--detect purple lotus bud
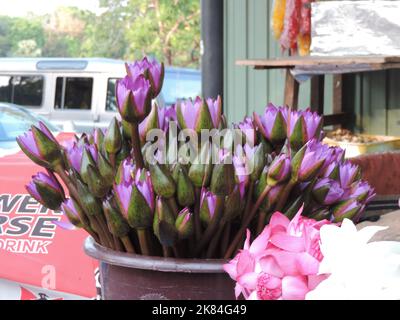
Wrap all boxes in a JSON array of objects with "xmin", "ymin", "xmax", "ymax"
[
  {"xmin": 206, "ymin": 95, "xmax": 222, "ymax": 128},
  {"xmin": 26, "ymin": 171, "xmax": 65, "ymax": 210},
  {"xmin": 287, "ymin": 109, "xmax": 323, "ymax": 151},
  {"xmin": 114, "ymin": 168, "xmax": 154, "ymax": 229},
  {"xmin": 235, "ymin": 117, "xmax": 257, "ymax": 146},
  {"xmin": 139, "ymin": 103, "xmax": 159, "ymax": 144},
  {"xmin": 17, "ymin": 122, "xmax": 62, "ymax": 169},
  {"xmin": 61, "ymin": 198, "xmax": 84, "ymax": 228},
  {"xmin": 200, "ymin": 188, "xmax": 217, "ymax": 226},
  {"xmin": 293, "ymin": 140, "xmax": 326, "ymax": 182},
  {"xmin": 134, "ymin": 168, "xmax": 155, "ymax": 211},
  {"xmin": 65, "ymin": 141, "xmax": 83, "ymax": 172},
  {"xmin": 116, "ymin": 74, "xmax": 152, "ymax": 123},
  {"xmin": 313, "ymin": 178, "xmax": 345, "ymax": 205},
  {"xmin": 339, "ymin": 161, "xmax": 361, "ymax": 188},
  {"xmin": 333, "ymin": 198, "xmax": 362, "ymax": 222},
  {"xmin": 175, "ymin": 208, "xmax": 193, "ymax": 240},
  {"xmin": 116, "ymin": 157, "xmax": 135, "ymax": 185},
  {"xmin": 176, "ymin": 96, "xmax": 214, "ymax": 133},
  {"xmin": 350, "ymin": 180, "xmax": 375, "ymax": 204},
  {"xmin": 267, "ymin": 153, "xmax": 291, "ymax": 186},
  {"xmin": 302, "ymin": 108, "xmax": 323, "ymax": 141},
  {"xmin": 126, "ymin": 57, "xmax": 165, "ymax": 97},
  {"xmin": 253, "ymin": 104, "xmax": 287, "ymax": 144}
]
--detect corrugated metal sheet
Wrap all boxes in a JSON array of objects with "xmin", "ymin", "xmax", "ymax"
[{"xmin": 223, "ymin": 0, "xmax": 400, "ymax": 136}]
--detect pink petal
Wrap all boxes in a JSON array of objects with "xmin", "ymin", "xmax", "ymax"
[
  {"xmin": 307, "ymin": 274, "xmax": 329, "ymax": 291},
  {"xmin": 237, "ymin": 272, "xmax": 258, "ymax": 290},
  {"xmin": 249, "ymin": 226, "xmax": 271, "ymax": 255},
  {"xmin": 259, "ymin": 255, "xmax": 284, "ymax": 278},
  {"xmin": 243, "ymin": 229, "xmax": 251, "ymax": 250},
  {"xmin": 234, "ymin": 283, "xmax": 243, "ymax": 299},
  {"xmin": 247, "ymin": 291, "xmax": 259, "ymax": 300},
  {"xmin": 223, "ymin": 261, "xmax": 238, "ymax": 280},
  {"xmin": 269, "ymin": 211, "xmax": 290, "ymax": 229},
  {"xmin": 236, "ymin": 250, "xmax": 255, "ymax": 276},
  {"xmin": 281, "ymin": 276, "xmax": 309, "ymax": 300},
  {"xmin": 269, "ymin": 251, "xmax": 320, "ymax": 276},
  {"xmin": 270, "ymin": 233, "xmax": 305, "ymax": 252}
]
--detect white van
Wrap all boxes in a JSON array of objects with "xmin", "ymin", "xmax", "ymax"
[{"xmin": 0, "ymin": 58, "xmax": 201, "ymax": 132}]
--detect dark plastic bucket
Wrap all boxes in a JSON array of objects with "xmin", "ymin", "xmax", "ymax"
[{"xmin": 84, "ymin": 237, "xmax": 236, "ymax": 300}]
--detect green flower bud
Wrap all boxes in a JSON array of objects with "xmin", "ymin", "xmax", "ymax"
[
  {"xmin": 76, "ymin": 180, "xmax": 102, "ymax": 216},
  {"xmin": 86, "ymin": 164, "xmax": 109, "ymax": 198},
  {"xmin": 149, "ymin": 163, "xmax": 176, "ymax": 198},
  {"xmin": 103, "ymin": 199, "xmax": 130, "ymax": 237},
  {"xmin": 175, "ymin": 208, "xmax": 193, "ymax": 240},
  {"xmin": 153, "ymin": 197, "xmax": 177, "ymax": 246},
  {"xmin": 104, "ymin": 117, "xmax": 122, "ymax": 154},
  {"xmin": 172, "ymin": 164, "xmax": 195, "ymax": 207},
  {"xmin": 97, "ymin": 152, "xmax": 114, "ymax": 187}
]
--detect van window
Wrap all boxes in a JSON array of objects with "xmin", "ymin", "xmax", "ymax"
[
  {"xmin": 0, "ymin": 75, "xmax": 43, "ymax": 107},
  {"xmin": 106, "ymin": 78, "xmax": 118, "ymax": 112},
  {"xmin": 54, "ymin": 77, "xmax": 93, "ymax": 110}
]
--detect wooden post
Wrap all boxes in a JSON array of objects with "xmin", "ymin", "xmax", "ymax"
[
  {"xmin": 310, "ymin": 75, "xmax": 325, "ymax": 115},
  {"xmin": 284, "ymin": 69, "xmax": 299, "ymax": 109},
  {"xmin": 332, "ymin": 74, "xmax": 343, "ymax": 129}
]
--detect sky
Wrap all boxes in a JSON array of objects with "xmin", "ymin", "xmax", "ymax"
[{"xmin": 0, "ymin": 0, "xmax": 104, "ymax": 17}]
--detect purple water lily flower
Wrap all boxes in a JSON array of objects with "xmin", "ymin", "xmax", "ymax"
[
  {"xmin": 332, "ymin": 198, "xmax": 362, "ymax": 222},
  {"xmin": 302, "ymin": 109, "xmax": 323, "ymax": 141},
  {"xmin": 350, "ymin": 180, "xmax": 375, "ymax": 204},
  {"xmin": 175, "ymin": 207, "xmax": 193, "ymax": 239},
  {"xmin": 134, "ymin": 168, "xmax": 155, "ymax": 211},
  {"xmin": 16, "ymin": 122, "xmax": 60, "ymax": 167},
  {"xmin": 206, "ymin": 95, "xmax": 222, "ymax": 128},
  {"xmin": 235, "ymin": 117, "xmax": 257, "ymax": 146},
  {"xmin": 116, "ymin": 74, "xmax": 152, "ymax": 122},
  {"xmin": 267, "ymin": 153, "xmax": 291, "ymax": 185},
  {"xmin": 339, "ymin": 161, "xmax": 360, "ymax": 188},
  {"xmin": 26, "ymin": 171, "xmax": 65, "ymax": 210},
  {"xmin": 200, "ymin": 188, "xmax": 217, "ymax": 225},
  {"xmin": 59, "ymin": 198, "xmax": 83, "ymax": 230},
  {"xmin": 313, "ymin": 178, "xmax": 345, "ymax": 205},
  {"xmin": 253, "ymin": 104, "xmax": 287, "ymax": 143},
  {"xmin": 116, "ymin": 157, "xmax": 135, "ymax": 184},
  {"xmin": 177, "ymin": 96, "xmax": 202, "ymax": 130},
  {"xmin": 126, "ymin": 57, "xmax": 164, "ymax": 97},
  {"xmin": 65, "ymin": 142, "xmax": 97, "ymax": 173},
  {"xmin": 114, "ymin": 167, "xmax": 154, "ymax": 218},
  {"xmin": 296, "ymin": 140, "xmax": 326, "ymax": 182}
]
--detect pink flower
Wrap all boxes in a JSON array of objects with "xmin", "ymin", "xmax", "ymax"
[{"xmin": 223, "ymin": 207, "xmax": 331, "ymax": 300}]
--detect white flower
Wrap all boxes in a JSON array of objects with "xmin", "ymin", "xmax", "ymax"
[{"xmin": 306, "ymin": 219, "xmax": 400, "ymax": 300}]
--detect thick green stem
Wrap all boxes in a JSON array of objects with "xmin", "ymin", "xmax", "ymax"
[
  {"xmin": 167, "ymin": 197, "xmax": 179, "ymax": 218},
  {"xmin": 194, "ymin": 195, "xmax": 224, "ymax": 256},
  {"xmin": 256, "ymin": 209, "xmax": 267, "ymax": 236},
  {"xmin": 121, "ymin": 235, "xmax": 136, "ymax": 254},
  {"xmin": 113, "ymin": 235, "xmax": 124, "ymax": 252},
  {"xmin": 206, "ymin": 220, "xmax": 225, "ymax": 258},
  {"xmin": 194, "ymin": 187, "xmax": 202, "ymax": 242},
  {"xmin": 137, "ymin": 229, "xmax": 151, "ymax": 256},
  {"xmin": 220, "ymin": 222, "xmax": 231, "ymax": 256},
  {"xmin": 55, "ymin": 166, "xmax": 100, "ymax": 243},
  {"xmin": 241, "ymin": 181, "xmax": 254, "ymax": 225},
  {"xmin": 275, "ymin": 179, "xmax": 296, "ymax": 212},
  {"xmin": 224, "ymin": 185, "xmax": 272, "ymax": 259},
  {"xmin": 131, "ymin": 122, "xmax": 144, "ymax": 169}
]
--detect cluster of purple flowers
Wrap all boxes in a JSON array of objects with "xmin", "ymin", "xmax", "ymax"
[{"xmin": 17, "ymin": 57, "xmax": 375, "ymax": 259}]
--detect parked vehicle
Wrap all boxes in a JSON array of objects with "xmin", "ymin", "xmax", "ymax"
[
  {"xmin": 0, "ymin": 58, "xmax": 201, "ymax": 133},
  {"xmin": 0, "ymin": 103, "xmax": 97, "ymax": 299}
]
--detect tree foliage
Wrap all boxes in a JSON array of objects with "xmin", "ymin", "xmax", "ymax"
[{"xmin": 0, "ymin": 0, "xmax": 200, "ymax": 68}]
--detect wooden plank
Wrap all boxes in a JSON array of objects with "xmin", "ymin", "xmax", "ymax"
[
  {"xmin": 310, "ymin": 75, "xmax": 325, "ymax": 114},
  {"xmin": 236, "ymin": 55, "xmax": 400, "ymax": 68},
  {"xmin": 284, "ymin": 70, "xmax": 299, "ymax": 109},
  {"xmin": 323, "ymin": 113, "xmax": 351, "ymax": 126}
]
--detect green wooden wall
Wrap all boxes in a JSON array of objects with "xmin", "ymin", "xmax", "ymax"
[{"xmin": 223, "ymin": 0, "xmax": 400, "ymax": 136}]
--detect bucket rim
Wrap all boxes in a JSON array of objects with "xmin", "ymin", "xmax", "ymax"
[{"xmin": 84, "ymin": 236, "xmax": 231, "ymax": 273}]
